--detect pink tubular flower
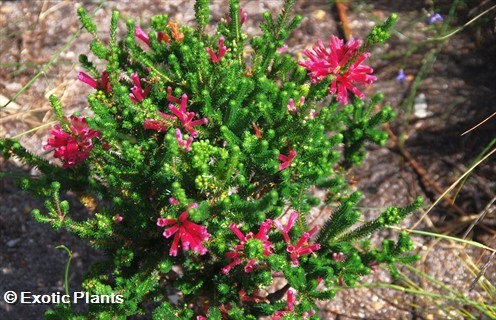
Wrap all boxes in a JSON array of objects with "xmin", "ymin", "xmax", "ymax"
[
  {"xmin": 274, "ymin": 211, "xmax": 298, "ymax": 243},
  {"xmin": 307, "ymin": 108, "xmax": 319, "ymax": 119},
  {"xmin": 251, "ymin": 122, "xmax": 262, "ymax": 139},
  {"xmin": 272, "ymin": 290, "xmax": 296, "ymax": 320},
  {"xmin": 277, "ymin": 44, "xmax": 289, "ymax": 54},
  {"xmin": 298, "ymin": 35, "xmax": 377, "ymax": 105},
  {"xmin": 157, "ymin": 202, "xmax": 210, "ymax": 256},
  {"xmin": 332, "ymin": 252, "xmax": 344, "ymax": 262},
  {"xmin": 135, "ymin": 26, "xmax": 150, "ymax": 46},
  {"xmin": 240, "ymin": 7, "xmax": 248, "ymax": 25},
  {"xmin": 221, "ymin": 7, "xmax": 247, "ymax": 25},
  {"xmin": 144, "ymin": 111, "xmax": 173, "ymax": 132},
  {"xmin": 175, "ymin": 129, "xmax": 194, "ymax": 152},
  {"xmin": 43, "ymin": 116, "xmax": 102, "ymax": 168},
  {"xmin": 275, "ymin": 211, "xmax": 321, "ymax": 266},
  {"xmin": 286, "ymin": 96, "xmax": 305, "ymax": 114},
  {"xmin": 286, "ymin": 227, "xmax": 320, "ymax": 265},
  {"xmin": 286, "ymin": 98, "xmax": 297, "ymax": 114},
  {"xmin": 303, "ymin": 310, "xmax": 316, "ymax": 319},
  {"xmin": 167, "ymin": 86, "xmax": 181, "ymax": 104},
  {"xmin": 129, "ymin": 73, "xmax": 151, "ymax": 103},
  {"xmin": 78, "ymin": 71, "xmax": 111, "ymax": 93},
  {"xmin": 278, "ymin": 147, "xmax": 297, "ymax": 171},
  {"xmin": 206, "ymin": 37, "xmax": 227, "ymax": 63},
  {"xmin": 222, "ymin": 219, "xmax": 273, "ymax": 275},
  {"xmin": 368, "ymin": 261, "xmax": 379, "ymax": 273},
  {"xmin": 239, "ymin": 289, "xmax": 267, "ymax": 303},
  {"xmin": 169, "ymin": 94, "xmax": 208, "ymax": 138}
]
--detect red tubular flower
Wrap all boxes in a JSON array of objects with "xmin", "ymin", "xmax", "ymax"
[
  {"xmin": 206, "ymin": 37, "xmax": 227, "ymax": 63},
  {"xmin": 278, "ymin": 147, "xmax": 297, "ymax": 171},
  {"xmin": 157, "ymin": 31, "xmax": 170, "ymax": 43},
  {"xmin": 166, "ymin": 86, "xmax": 181, "ymax": 104},
  {"xmin": 135, "ymin": 26, "xmax": 150, "ymax": 46},
  {"xmin": 286, "ymin": 226, "xmax": 320, "ymax": 266},
  {"xmin": 251, "ymin": 122, "xmax": 262, "ymax": 139},
  {"xmin": 298, "ymin": 35, "xmax": 376, "ymax": 105},
  {"xmin": 129, "ymin": 73, "xmax": 151, "ymax": 103},
  {"xmin": 274, "ymin": 211, "xmax": 298, "ymax": 242},
  {"xmin": 143, "ymin": 111, "xmax": 173, "ymax": 132},
  {"xmin": 239, "ymin": 289, "xmax": 268, "ymax": 303},
  {"xmin": 239, "ymin": 7, "xmax": 248, "ymax": 25},
  {"xmin": 78, "ymin": 71, "xmax": 111, "ymax": 93},
  {"xmin": 169, "ymin": 94, "xmax": 208, "ymax": 138},
  {"xmin": 277, "ymin": 44, "xmax": 288, "ymax": 54},
  {"xmin": 275, "ymin": 211, "xmax": 321, "ymax": 266},
  {"xmin": 222, "ymin": 219, "xmax": 273, "ymax": 274},
  {"xmin": 221, "ymin": 7, "xmax": 247, "ymax": 25},
  {"xmin": 43, "ymin": 116, "xmax": 102, "ymax": 168},
  {"xmin": 272, "ymin": 290, "xmax": 296, "ymax": 320},
  {"xmin": 157, "ymin": 202, "xmax": 210, "ymax": 256}
]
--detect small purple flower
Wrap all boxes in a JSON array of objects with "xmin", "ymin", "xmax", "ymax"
[
  {"xmin": 396, "ymin": 69, "xmax": 407, "ymax": 83},
  {"xmin": 426, "ymin": 13, "xmax": 443, "ymax": 24}
]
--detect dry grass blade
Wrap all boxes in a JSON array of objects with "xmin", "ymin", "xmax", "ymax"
[
  {"xmin": 411, "ymin": 146, "xmax": 496, "ymax": 230},
  {"xmin": 462, "ymin": 195, "xmax": 496, "ymax": 239},
  {"xmin": 461, "ymin": 111, "xmax": 496, "ymax": 136}
]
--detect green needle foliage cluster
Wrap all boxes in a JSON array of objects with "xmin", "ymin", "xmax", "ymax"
[{"xmin": 0, "ymin": 1, "xmax": 422, "ymax": 319}]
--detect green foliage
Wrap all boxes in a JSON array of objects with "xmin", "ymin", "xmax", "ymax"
[
  {"xmin": 367, "ymin": 13, "xmax": 398, "ymax": 45},
  {"xmin": 341, "ymin": 93, "xmax": 395, "ymax": 168},
  {"xmin": 0, "ymin": 2, "xmax": 420, "ymax": 319}
]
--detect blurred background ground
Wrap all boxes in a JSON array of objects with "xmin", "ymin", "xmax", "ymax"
[{"xmin": 1, "ymin": 0, "xmax": 495, "ymax": 319}]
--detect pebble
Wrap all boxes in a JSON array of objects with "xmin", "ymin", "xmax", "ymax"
[
  {"xmin": 6, "ymin": 238, "xmax": 21, "ymax": 247},
  {"xmin": 5, "ymin": 82, "xmax": 22, "ymax": 92},
  {"xmin": 313, "ymin": 9, "xmax": 326, "ymax": 21}
]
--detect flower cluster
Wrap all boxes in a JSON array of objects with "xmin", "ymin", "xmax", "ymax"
[
  {"xmin": 222, "ymin": 219, "xmax": 273, "ymax": 274},
  {"xmin": 144, "ymin": 91, "xmax": 208, "ymax": 152},
  {"xmin": 157, "ymin": 198, "xmax": 210, "ymax": 256},
  {"xmin": 43, "ymin": 116, "xmax": 102, "ymax": 168},
  {"xmin": 275, "ymin": 211, "xmax": 321, "ymax": 265},
  {"xmin": 129, "ymin": 73, "xmax": 151, "ymax": 103},
  {"xmin": 168, "ymin": 93, "xmax": 209, "ymax": 138},
  {"xmin": 299, "ymin": 35, "xmax": 376, "ymax": 105},
  {"xmin": 206, "ymin": 37, "xmax": 228, "ymax": 63}
]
